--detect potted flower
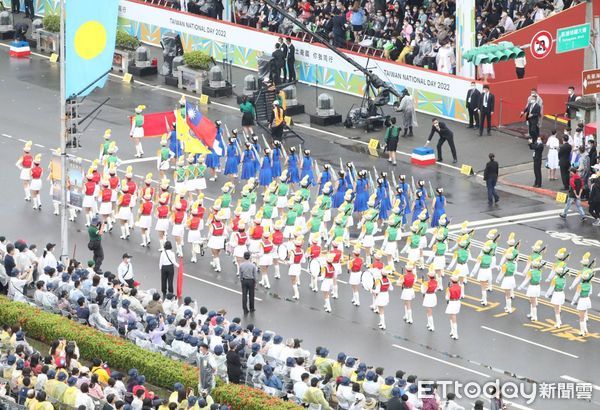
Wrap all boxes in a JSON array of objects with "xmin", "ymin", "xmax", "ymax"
[
  {"xmin": 36, "ymin": 14, "xmax": 60, "ymax": 53},
  {"xmin": 177, "ymin": 50, "xmax": 212, "ymax": 93},
  {"xmin": 113, "ymin": 30, "xmax": 140, "ymax": 73}
]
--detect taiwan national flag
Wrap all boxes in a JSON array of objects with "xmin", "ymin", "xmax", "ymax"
[{"xmin": 186, "ymin": 102, "xmax": 217, "ymax": 149}]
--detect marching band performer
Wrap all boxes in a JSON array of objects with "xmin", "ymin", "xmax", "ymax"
[
  {"xmin": 448, "ymin": 234, "xmax": 471, "ymax": 297},
  {"xmin": 154, "ymin": 193, "xmax": 171, "ymax": 251},
  {"xmin": 259, "ymin": 148, "xmax": 273, "ymax": 187},
  {"xmin": 219, "ymin": 182, "xmax": 234, "ymax": 221},
  {"xmin": 241, "ymin": 142, "xmax": 257, "ymax": 181},
  {"xmin": 410, "ymin": 190, "xmax": 426, "ymax": 224},
  {"xmin": 205, "ymin": 121, "xmax": 223, "ymax": 181},
  {"xmin": 108, "ymin": 166, "xmax": 120, "ymax": 219},
  {"xmin": 374, "ymin": 178, "xmax": 391, "ymax": 222},
  {"xmin": 497, "ymin": 232, "xmax": 518, "ymax": 267},
  {"xmin": 124, "ymin": 166, "xmax": 138, "ymax": 229},
  {"xmin": 47, "ymin": 148, "xmax": 61, "ymax": 215},
  {"xmin": 251, "ymin": 135, "xmax": 261, "ymax": 176},
  {"xmin": 354, "ymin": 170, "xmax": 369, "ymax": 214},
  {"xmin": 358, "ymin": 207, "xmax": 378, "ymax": 265},
  {"xmin": 16, "ymin": 141, "xmax": 34, "ymax": 201},
  {"xmin": 258, "ymin": 230, "xmax": 274, "ymax": 290},
  {"xmin": 103, "ymin": 142, "xmax": 120, "ymax": 172},
  {"xmin": 417, "ymin": 210, "xmax": 429, "ymax": 268},
  {"xmin": 318, "ymin": 164, "xmax": 333, "ymax": 195},
  {"xmin": 187, "ymin": 198, "xmax": 205, "ymax": 263},
  {"xmin": 232, "ymin": 221, "xmax": 249, "ymax": 276},
  {"xmin": 416, "ymin": 179, "xmax": 429, "ymax": 200},
  {"xmin": 518, "ymin": 257, "xmax": 545, "ymax": 321},
  {"xmin": 445, "ymin": 274, "xmax": 462, "ymax": 340},
  {"xmin": 248, "ymin": 214, "xmax": 264, "ymax": 258},
  {"xmin": 116, "ymin": 182, "xmax": 133, "ymax": 240},
  {"xmin": 272, "ymin": 140, "xmax": 283, "ymax": 178},
  {"xmin": 332, "ymin": 170, "xmax": 348, "ymax": 209},
  {"xmin": 347, "ymin": 246, "xmax": 363, "ymax": 306},
  {"xmin": 98, "ymin": 177, "xmax": 114, "ymax": 231},
  {"xmin": 272, "ymin": 220, "xmax": 284, "ymax": 279},
  {"xmin": 382, "ymin": 214, "xmax": 401, "ymax": 266},
  {"xmin": 570, "ymin": 252, "xmax": 594, "ymax": 306},
  {"xmin": 339, "ymin": 189, "xmax": 355, "ymax": 235},
  {"xmin": 374, "ymin": 266, "xmax": 393, "ymax": 330},
  {"xmin": 90, "ymin": 160, "xmax": 101, "ymax": 184},
  {"xmin": 82, "ymin": 172, "xmax": 99, "ymax": 227},
  {"xmin": 430, "ymin": 188, "xmax": 446, "ymax": 227},
  {"xmin": 298, "ymin": 176, "xmax": 312, "ymax": 215},
  {"xmin": 496, "ymin": 246, "xmax": 518, "ymax": 313},
  {"xmin": 263, "ymin": 183, "xmax": 278, "ymax": 225},
  {"xmin": 207, "ymin": 210, "xmax": 227, "ymax": 272},
  {"xmin": 330, "ymin": 238, "xmax": 343, "ymax": 299},
  {"xmin": 428, "ymin": 214, "xmax": 449, "ymax": 248},
  {"xmin": 275, "ymin": 171, "xmax": 290, "ymax": 213},
  {"xmin": 224, "ymin": 134, "xmax": 241, "ymax": 180},
  {"xmin": 321, "ymin": 252, "xmax": 336, "ymax": 313},
  {"xmin": 98, "ymin": 129, "xmax": 112, "ymax": 165},
  {"xmin": 174, "ymin": 157, "xmax": 186, "ymax": 194},
  {"xmin": 307, "ymin": 233, "xmax": 323, "ymax": 292},
  {"xmin": 401, "ymin": 221, "xmax": 422, "ymax": 268},
  {"xmin": 194, "ymin": 155, "xmax": 207, "ymax": 193},
  {"xmin": 306, "ymin": 206, "xmax": 326, "ymax": 239},
  {"xmin": 185, "ymin": 154, "xmax": 198, "ymax": 197},
  {"xmin": 522, "ymin": 240, "xmax": 546, "ymax": 276},
  {"xmin": 422, "ymin": 268, "xmax": 438, "ymax": 331},
  {"xmin": 288, "ymin": 235, "xmax": 305, "ymax": 300},
  {"xmin": 327, "ymin": 215, "xmax": 346, "ymax": 248},
  {"xmin": 472, "ymin": 241, "xmax": 494, "ymax": 306},
  {"xmin": 157, "ymin": 134, "xmax": 173, "ymax": 180},
  {"xmin": 130, "ymin": 105, "xmax": 146, "ymax": 158},
  {"xmin": 171, "ymin": 199, "xmax": 187, "ymax": 257},
  {"xmin": 576, "ymin": 261, "xmax": 594, "ymax": 336},
  {"xmin": 283, "ymin": 199, "xmax": 297, "ymax": 242},
  {"xmin": 300, "ymin": 149, "xmax": 315, "ymax": 186},
  {"xmin": 137, "ymin": 191, "xmax": 154, "ymax": 247},
  {"xmin": 29, "ymin": 154, "xmax": 43, "ymax": 210},
  {"xmin": 428, "ymin": 228, "xmax": 448, "ymax": 290},
  {"xmin": 546, "ymin": 248, "xmax": 570, "ymax": 283},
  {"xmin": 291, "ymin": 192, "xmax": 306, "ymax": 229},
  {"xmin": 141, "ymin": 173, "xmax": 155, "ymax": 202},
  {"xmin": 400, "ymin": 262, "xmax": 416, "ymax": 324},
  {"xmin": 398, "ymin": 174, "xmax": 412, "ymax": 224},
  {"xmin": 287, "ymin": 147, "xmax": 300, "ymax": 186},
  {"xmin": 545, "ymin": 263, "xmax": 569, "ymax": 328}
]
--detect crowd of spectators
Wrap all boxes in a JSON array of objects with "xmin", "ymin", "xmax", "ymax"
[
  {"xmin": 0, "ymin": 235, "xmax": 486, "ymax": 409},
  {"xmin": 227, "ymin": 0, "xmax": 582, "ymax": 73}
]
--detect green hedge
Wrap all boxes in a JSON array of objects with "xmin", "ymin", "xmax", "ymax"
[
  {"xmin": 183, "ymin": 50, "xmax": 212, "ymax": 70},
  {"xmin": 115, "ymin": 30, "xmax": 141, "ymax": 51},
  {"xmin": 43, "ymin": 15, "xmax": 60, "ymax": 33},
  {"xmin": 0, "ymin": 297, "xmax": 302, "ymax": 409}
]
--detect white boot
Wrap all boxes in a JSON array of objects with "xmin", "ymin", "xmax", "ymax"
[
  {"xmin": 579, "ymin": 321, "xmax": 587, "ymax": 336},
  {"xmin": 554, "ymin": 313, "xmax": 562, "ymax": 328},
  {"xmin": 274, "ymin": 265, "xmax": 281, "ymax": 279},
  {"xmin": 53, "ymin": 202, "xmax": 60, "ymax": 215},
  {"xmin": 293, "ymin": 284, "xmax": 299, "ymax": 300},
  {"xmin": 407, "ymin": 309, "xmax": 413, "ymax": 324},
  {"xmin": 125, "ymin": 223, "xmax": 130, "ymax": 238},
  {"xmin": 145, "ymin": 232, "xmax": 151, "ymax": 246},
  {"xmin": 159, "ymin": 239, "xmax": 166, "ymax": 252},
  {"xmin": 263, "ymin": 276, "xmax": 270, "ymax": 289},
  {"xmin": 481, "ymin": 289, "xmax": 488, "ymax": 306},
  {"xmin": 176, "ymin": 243, "xmax": 183, "ymax": 257},
  {"xmin": 69, "ymin": 207, "xmax": 77, "ymax": 221},
  {"xmin": 191, "ymin": 251, "xmax": 197, "ymax": 263},
  {"xmin": 120, "ymin": 226, "xmax": 127, "ymax": 239},
  {"xmin": 324, "ymin": 298, "xmax": 332, "ymax": 313},
  {"xmin": 427, "ymin": 316, "xmax": 435, "ymax": 331},
  {"xmin": 24, "ymin": 188, "xmax": 30, "ymax": 201},
  {"xmin": 332, "ymin": 285, "xmax": 338, "ymax": 299},
  {"xmin": 215, "ymin": 257, "xmax": 221, "ymax": 272},
  {"xmin": 452, "ymin": 323, "xmax": 459, "ymax": 339},
  {"xmin": 505, "ymin": 298, "xmax": 512, "ymax": 313},
  {"xmin": 460, "ymin": 282, "xmax": 465, "ymax": 299},
  {"xmin": 85, "ymin": 212, "xmax": 92, "ymax": 226},
  {"xmin": 353, "ymin": 291, "xmax": 360, "ymax": 306},
  {"xmin": 378, "ymin": 314, "xmax": 386, "ymax": 330}
]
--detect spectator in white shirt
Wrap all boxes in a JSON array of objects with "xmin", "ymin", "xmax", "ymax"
[
  {"xmin": 75, "ymin": 383, "xmax": 96, "ymax": 410},
  {"xmin": 117, "ymin": 253, "xmax": 134, "ymax": 287},
  {"xmin": 40, "ymin": 243, "xmax": 58, "ymax": 270},
  {"xmin": 442, "ymin": 392, "xmax": 466, "ymax": 409},
  {"xmin": 289, "ymin": 357, "xmax": 307, "ymax": 382},
  {"xmin": 293, "ymin": 373, "xmax": 310, "ymax": 400}
]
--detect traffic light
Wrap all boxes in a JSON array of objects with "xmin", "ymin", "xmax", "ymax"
[{"xmin": 462, "ymin": 41, "xmax": 525, "ymax": 65}]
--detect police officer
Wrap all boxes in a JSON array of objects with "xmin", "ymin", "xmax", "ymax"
[{"xmin": 239, "ymin": 251, "xmax": 258, "ymax": 314}]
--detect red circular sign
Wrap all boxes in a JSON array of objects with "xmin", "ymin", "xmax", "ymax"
[{"xmin": 530, "ymin": 30, "xmax": 553, "ymax": 59}]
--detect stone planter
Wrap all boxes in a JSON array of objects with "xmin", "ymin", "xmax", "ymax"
[
  {"xmin": 176, "ymin": 65, "xmax": 208, "ymax": 93},
  {"xmin": 112, "ymin": 48, "xmax": 134, "ymax": 73},
  {"xmin": 35, "ymin": 29, "xmax": 58, "ymax": 53}
]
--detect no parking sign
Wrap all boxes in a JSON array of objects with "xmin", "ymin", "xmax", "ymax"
[{"xmin": 530, "ymin": 30, "xmax": 553, "ymax": 59}]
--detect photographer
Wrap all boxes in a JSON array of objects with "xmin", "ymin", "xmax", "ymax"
[{"xmin": 87, "ymin": 218, "xmax": 104, "ymax": 274}]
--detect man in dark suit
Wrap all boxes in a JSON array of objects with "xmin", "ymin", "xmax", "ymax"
[
  {"xmin": 565, "ymin": 86, "xmax": 577, "ymax": 129},
  {"xmin": 426, "ymin": 118, "xmax": 457, "ymax": 163},
  {"xmin": 478, "ymin": 85, "xmax": 495, "ymax": 136},
  {"xmin": 558, "ymin": 134, "xmax": 572, "ymax": 190},
  {"xmin": 528, "ymin": 136, "xmax": 545, "ymax": 187},
  {"xmin": 278, "ymin": 37, "xmax": 288, "ymax": 83},
  {"xmin": 465, "ymin": 82, "xmax": 480, "ymax": 129},
  {"xmin": 11, "ymin": 0, "xmax": 20, "ymax": 13},
  {"xmin": 271, "ymin": 42, "xmax": 285, "ymax": 85},
  {"xmin": 285, "ymin": 37, "xmax": 296, "ymax": 82},
  {"xmin": 521, "ymin": 97, "xmax": 541, "ymax": 138},
  {"xmin": 483, "ymin": 153, "xmax": 500, "ymax": 205}
]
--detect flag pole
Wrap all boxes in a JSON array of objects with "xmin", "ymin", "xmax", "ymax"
[{"xmin": 59, "ymin": 0, "xmax": 69, "ymax": 264}]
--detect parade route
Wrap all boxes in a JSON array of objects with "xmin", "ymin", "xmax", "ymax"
[{"xmin": 1, "ymin": 45, "xmax": 598, "ymax": 409}]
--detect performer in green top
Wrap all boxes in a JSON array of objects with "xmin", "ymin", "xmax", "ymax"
[
  {"xmin": 545, "ymin": 263, "xmax": 569, "ymax": 328},
  {"xmin": 239, "ymin": 96, "xmax": 256, "ymax": 137},
  {"xmin": 98, "ymin": 129, "xmax": 112, "ymax": 165},
  {"xmin": 129, "ymin": 104, "xmax": 145, "ymax": 158},
  {"xmin": 496, "ymin": 246, "xmax": 519, "ymax": 313},
  {"xmin": 157, "ymin": 135, "xmax": 174, "ymax": 179},
  {"xmin": 518, "ymin": 257, "xmax": 545, "ymax": 322}
]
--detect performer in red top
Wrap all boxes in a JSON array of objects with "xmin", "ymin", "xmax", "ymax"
[
  {"xmin": 258, "ymin": 230, "xmax": 274, "ymax": 290},
  {"xmin": 187, "ymin": 199, "xmax": 204, "ymax": 263},
  {"xmin": 347, "ymin": 247, "xmax": 363, "ymax": 306},
  {"xmin": 117, "ymin": 182, "xmax": 132, "ymax": 240},
  {"xmin": 330, "ymin": 238, "xmax": 343, "ymax": 300},
  {"xmin": 232, "ymin": 221, "xmax": 249, "ymax": 276},
  {"xmin": 445, "ymin": 274, "xmax": 462, "ymax": 340},
  {"xmin": 16, "ymin": 141, "xmax": 34, "ymax": 201},
  {"xmin": 374, "ymin": 266, "xmax": 394, "ymax": 330},
  {"xmin": 288, "ymin": 236, "xmax": 304, "ymax": 300},
  {"xmin": 271, "ymin": 220, "xmax": 284, "ymax": 279},
  {"xmin": 422, "ymin": 269, "xmax": 439, "ymax": 331},
  {"xmin": 82, "ymin": 172, "xmax": 99, "ymax": 227},
  {"xmin": 171, "ymin": 199, "xmax": 187, "ymax": 257},
  {"xmin": 29, "ymin": 154, "xmax": 43, "ymax": 210},
  {"xmin": 98, "ymin": 177, "xmax": 114, "ymax": 231},
  {"xmin": 307, "ymin": 233, "xmax": 322, "ymax": 292},
  {"xmin": 207, "ymin": 210, "xmax": 227, "ymax": 272},
  {"xmin": 154, "ymin": 192, "xmax": 171, "ymax": 251},
  {"xmin": 137, "ymin": 192, "xmax": 153, "ymax": 247},
  {"xmin": 321, "ymin": 253, "xmax": 336, "ymax": 313},
  {"xmin": 400, "ymin": 261, "xmax": 416, "ymax": 324}
]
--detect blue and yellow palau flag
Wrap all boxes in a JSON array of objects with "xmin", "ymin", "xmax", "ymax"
[{"xmin": 65, "ymin": 0, "xmax": 120, "ymax": 99}]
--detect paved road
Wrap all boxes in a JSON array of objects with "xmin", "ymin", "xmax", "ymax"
[{"xmin": 0, "ymin": 46, "xmax": 598, "ymax": 409}]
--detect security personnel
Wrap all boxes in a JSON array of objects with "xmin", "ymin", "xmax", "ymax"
[{"xmin": 269, "ymin": 100, "xmax": 285, "ymax": 142}]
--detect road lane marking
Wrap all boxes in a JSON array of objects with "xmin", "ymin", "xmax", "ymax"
[
  {"xmin": 481, "ymin": 326, "xmax": 579, "ymax": 358},
  {"xmin": 183, "ymin": 273, "xmax": 263, "ymax": 301},
  {"xmin": 560, "ymin": 375, "xmax": 600, "ymax": 391},
  {"xmin": 2, "ymin": 133, "xmax": 12, "ymax": 138},
  {"xmin": 120, "ymin": 156, "xmax": 159, "ymax": 165},
  {"xmin": 391, "ymin": 344, "xmax": 490, "ymax": 378}
]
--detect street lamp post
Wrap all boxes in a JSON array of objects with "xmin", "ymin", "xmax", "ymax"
[{"xmin": 59, "ymin": 0, "xmax": 69, "ymax": 263}]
